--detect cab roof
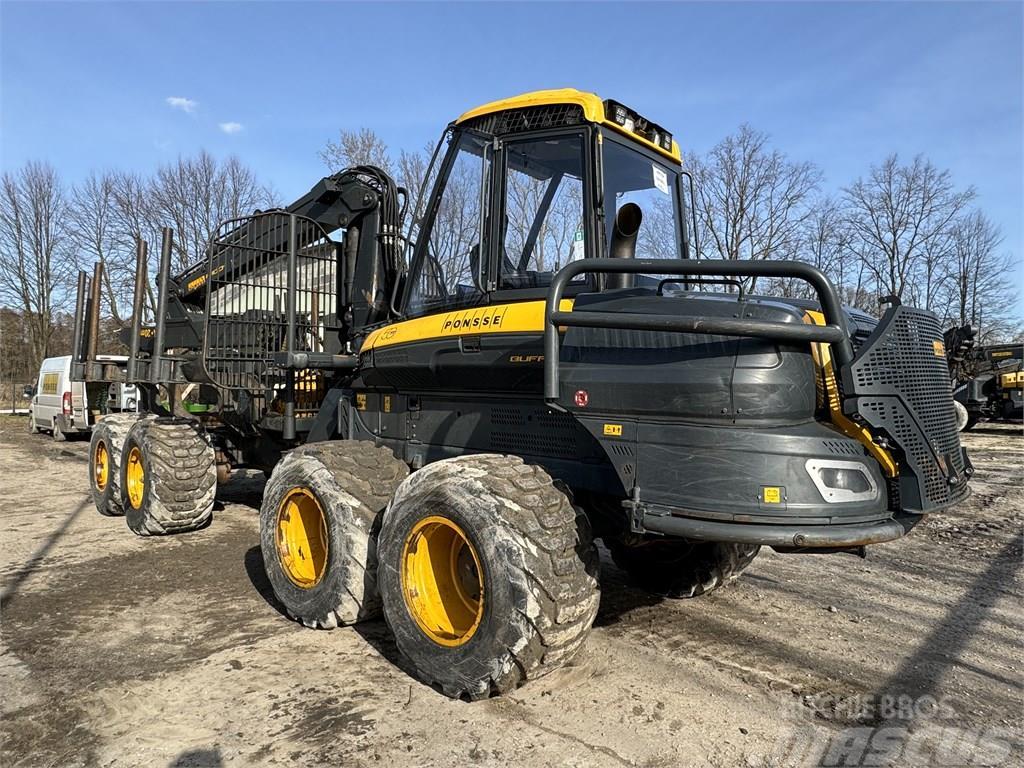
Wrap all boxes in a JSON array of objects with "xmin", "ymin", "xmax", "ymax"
[{"xmin": 456, "ymin": 88, "xmax": 681, "ymax": 164}]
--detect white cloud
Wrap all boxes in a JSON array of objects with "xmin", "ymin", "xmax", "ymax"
[
  {"xmin": 166, "ymin": 96, "xmax": 198, "ymax": 113},
  {"xmin": 218, "ymin": 122, "xmax": 244, "ymax": 135}
]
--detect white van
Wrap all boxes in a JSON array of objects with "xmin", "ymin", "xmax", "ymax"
[
  {"xmin": 29, "ymin": 355, "xmax": 137, "ymax": 440},
  {"xmin": 29, "ymin": 355, "xmax": 90, "ymax": 440}
]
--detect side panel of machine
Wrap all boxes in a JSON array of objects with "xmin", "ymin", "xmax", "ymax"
[{"xmin": 559, "ymin": 291, "xmax": 817, "ymax": 425}]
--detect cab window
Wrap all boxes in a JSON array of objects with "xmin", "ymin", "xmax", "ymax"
[
  {"xmin": 406, "ymin": 132, "xmax": 490, "ymax": 315},
  {"xmin": 500, "ymin": 134, "xmax": 586, "ymax": 290},
  {"xmin": 602, "ymin": 137, "xmax": 682, "ymax": 264}
]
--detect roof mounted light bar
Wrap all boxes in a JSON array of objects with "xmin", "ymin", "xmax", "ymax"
[{"xmin": 604, "ymin": 99, "xmax": 674, "ymax": 153}]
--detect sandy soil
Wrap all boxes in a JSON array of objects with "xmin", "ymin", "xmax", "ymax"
[{"xmin": 1, "ymin": 414, "xmax": 1020, "ymax": 768}]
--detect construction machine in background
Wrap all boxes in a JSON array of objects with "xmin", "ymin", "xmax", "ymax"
[
  {"xmin": 945, "ymin": 324, "xmax": 1023, "ymax": 430},
  {"xmin": 72, "ymin": 89, "xmax": 971, "ymax": 699}
]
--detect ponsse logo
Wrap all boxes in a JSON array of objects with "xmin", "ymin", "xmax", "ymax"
[{"xmin": 441, "ymin": 307, "xmax": 509, "ymax": 333}]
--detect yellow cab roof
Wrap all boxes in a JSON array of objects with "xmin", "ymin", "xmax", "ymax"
[{"xmin": 455, "ymin": 88, "xmax": 681, "ymax": 164}]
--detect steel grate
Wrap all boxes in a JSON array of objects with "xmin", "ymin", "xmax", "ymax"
[
  {"xmin": 463, "ymin": 104, "xmax": 585, "ymax": 135},
  {"xmin": 202, "ymin": 211, "xmax": 340, "ymax": 422},
  {"xmin": 845, "ymin": 306, "xmax": 968, "ymax": 510}
]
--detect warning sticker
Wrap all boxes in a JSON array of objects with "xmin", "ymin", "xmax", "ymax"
[
  {"xmin": 653, "ymin": 165, "xmax": 669, "ymax": 195},
  {"xmin": 762, "ymin": 487, "xmax": 782, "ymax": 504}
]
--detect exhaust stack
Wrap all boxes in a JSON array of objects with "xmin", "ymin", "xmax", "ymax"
[{"xmin": 606, "ymin": 203, "xmax": 642, "ymax": 290}]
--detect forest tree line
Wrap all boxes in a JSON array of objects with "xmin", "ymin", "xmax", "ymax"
[{"xmin": 0, "ymin": 124, "xmax": 1019, "ymax": 389}]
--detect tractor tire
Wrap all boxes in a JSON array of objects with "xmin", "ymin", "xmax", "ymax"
[
  {"xmin": 377, "ymin": 454, "xmax": 601, "ymax": 700},
  {"xmin": 608, "ymin": 538, "xmax": 760, "ymax": 599},
  {"xmin": 259, "ymin": 441, "xmax": 409, "ymax": 629},
  {"xmin": 954, "ymin": 401, "xmax": 970, "ymax": 432},
  {"xmin": 89, "ymin": 413, "xmax": 154, "ymax": 517},
  {"xmin": 120, "ymin": 418, "xmax": 216, "ymax": 536}
]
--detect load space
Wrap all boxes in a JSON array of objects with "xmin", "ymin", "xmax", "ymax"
[{"xmin": 69, "ymin": 88, "xmax": 971, "ymax": 698}]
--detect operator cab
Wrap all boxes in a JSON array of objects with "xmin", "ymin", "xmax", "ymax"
[{"xmin": 402, "ymin": 89, "xmax": 690, "ymax": 317}]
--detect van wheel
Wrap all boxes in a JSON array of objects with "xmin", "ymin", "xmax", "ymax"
[
  {"xmin": 28, "ymin": 413, "xmax": 39, "ymax": 434},
  {"xmin": 89, "ymin": 413, "xmax": 154, "ymax": 517},
  {"xmin": 121, "ymin": 418, "xmax": 216, "ymax": 536},
  {"xmin": 259, "ymin": 441, "xmax": 409, "ymax": 628},
  {"xmin": 377, "ymin": 455, "xmax": 600, "ymax": 699},
  {"xmin": 608, "ymin": 537, "xmax": 760, "ymax": 599},
  {"xmin": 52, "ymin": 418, "xmax": 66, "ymax": 442}
]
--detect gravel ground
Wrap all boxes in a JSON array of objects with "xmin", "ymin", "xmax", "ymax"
[{"xmin": 1, "ymin": 414, "xmax": 1020, "ymax": 768}]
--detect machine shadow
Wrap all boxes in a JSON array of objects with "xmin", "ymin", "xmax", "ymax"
[
  {"xmin": 243, "ymin": 545, "xmax": 289, "ymax": 618},
  {"xmin": 872, "ymin": 536, "xmax": 1022, "ymax": 721}
]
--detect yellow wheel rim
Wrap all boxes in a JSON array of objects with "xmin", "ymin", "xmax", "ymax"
[
  {"xmin": 94, "ymin": 440, "xmax": 109, "ymax": 491},
  {"xmin": 125, "ymin": 446, "xmax": 145, "ymax": 509},
  {"xmin": 276, "ymin": 488, "xmax": 329, "ymax": 588},
  {"xmin": 401, "ymin": 516, "xmax": 484, "ymax": 647}
]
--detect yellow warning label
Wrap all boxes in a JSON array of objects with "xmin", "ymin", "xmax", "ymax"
[
  {"xmin": 383, "ymin": 395, "xmax": 392, "ymax": 413},
  {"xmin": 355, "ymin": 393, "xmax": 367, "ymax": 411},
  {"xmin": 603, "ymin": 423, "xmax": 623, "ymax": 437},
  {"xmin": 763, "ymin": 487, "xmax": 782, "ymax": 504},
  {"xmin": 932, "ymin": 340, "xmax": 946, "ymax": 357}
]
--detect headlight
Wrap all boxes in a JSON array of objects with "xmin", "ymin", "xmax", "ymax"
[{"xmin": 805, "ymin": 459, "xmax": 879, "ymax": 503}]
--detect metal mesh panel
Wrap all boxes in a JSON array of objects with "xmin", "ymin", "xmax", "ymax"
[
  {"xmin": 203, "ymin": 212, "xmax": 339, "ymax": 421},
  {"xmin": 846, "ymin": 306, "xmax": 968, "ymax": 510},
  {"xmin": 463, "ymin": 104, "xmax": 585, "ymax": 135}
]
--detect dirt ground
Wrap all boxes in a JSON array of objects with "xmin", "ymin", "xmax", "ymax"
[{"xmin": 1, "ymin": 415, "xmax": 1020, "ymax": 768}]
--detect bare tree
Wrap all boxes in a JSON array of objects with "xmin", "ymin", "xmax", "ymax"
[
  {"xmin": 68, "ymin": 170, "xmax": 139, "ymax": 325},
  {"xmin": 109, "ymin": 170, "xmax": 163, "ymax": 318},
  {"xmin": 843, "ymin": 154, "xmax": 974, "ymax": 303},
  {"xmin": 941, "ymin": 210, "xmax": 1017, "ymax": 342},
  {"xmin": 150, "ymin": 151, "xmax": 276, "ymax": 271},
  {"xmin": 0, "ymin": 162, "xmax": 76, "ymax": 366},
  {"xmin": 320, "ymin": 127, "xmax": 393, "ymax": 174},
  {"xmin": 690, "ymin": 124, "xmax": 821, "ymax": 290}
]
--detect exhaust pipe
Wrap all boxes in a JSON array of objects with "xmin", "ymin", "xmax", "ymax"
[{"xmin": 606, "ymin": 203, "xmax": 642, "ymax": 290}]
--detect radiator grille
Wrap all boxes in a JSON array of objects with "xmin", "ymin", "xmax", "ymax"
[
  {"xmin": 463, "ymin": 104, "xmax": 585, "ymax": 135},
  {"xmin": 845, "ymin": 306, "xmax": 968, "ymax": 511}
]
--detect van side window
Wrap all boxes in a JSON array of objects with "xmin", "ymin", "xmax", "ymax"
[{"xmin": 41, "ymin": 373, "xmax": 59, "ymax": 395}]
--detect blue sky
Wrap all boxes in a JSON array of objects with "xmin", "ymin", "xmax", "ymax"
[{"xmin": 2, "ymin": 1, "xmax": 1021, "ymax": 316}]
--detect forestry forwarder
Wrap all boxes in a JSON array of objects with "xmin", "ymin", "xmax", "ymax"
[{"xmin": 72, "ymin": 89, "xmax": 972, "ymax": 699}]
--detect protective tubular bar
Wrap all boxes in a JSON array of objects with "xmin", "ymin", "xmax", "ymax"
[
  {"xmin": 150, "ymin": 228, "xmax": 173, "ymax": 384},
  {"xmin": 543, "ymin": 258, "xmax": 854, "ymax": 402},
  {"xmin": 71, "ymin": 270, "xmax": 89, "ymax": 364},
  {"xmin": 127, "ymin": 239, "xmax": 148, "ymax": 383}
]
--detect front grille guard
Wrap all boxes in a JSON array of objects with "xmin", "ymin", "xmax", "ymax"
[
  {"xmin": 543, "ymin": 261, "xmax": 971, "ymax": 516},
  {"xmin": 841, "ymin": 304, "xmax": 972, "ymax": 513}
]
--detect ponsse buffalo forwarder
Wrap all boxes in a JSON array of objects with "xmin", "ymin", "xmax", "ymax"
[{"xmin": 72, "ymin": 89, "xmax": 972, "ymax": 699}]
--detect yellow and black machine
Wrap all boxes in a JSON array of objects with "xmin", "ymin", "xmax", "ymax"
[
  {"xmin": 72, "ymin": 89, "xmax": 971, "ymax": 699},
  {"xmin": 946, "ymin": 325, "xmax": 1024, "ymax": 430}
]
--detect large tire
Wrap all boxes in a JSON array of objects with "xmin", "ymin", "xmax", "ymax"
[
  {"xmin": 120, "ymin": 418, "xmax": 216, "ymax": 536},
  {"xmin": 609, "ymin": 537, "xmax": 760, "ymax": 599},
  {"xmin": 259, "ymin": 441, "xmax": 409, "ymax": 629},
  {"xmin": 377, "ymin": 454, "xmax": 600, "ymax": 700},
  {"xmin": 89, "ymin": 413, "xmax": 154, "ymax": 517}
]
